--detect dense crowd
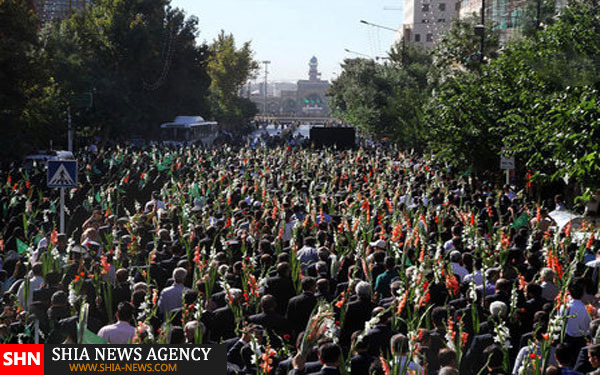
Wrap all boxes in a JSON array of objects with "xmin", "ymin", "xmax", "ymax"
[{"xmin": 0, "ymin": 143, "xmax": 599, "ymax": 375}]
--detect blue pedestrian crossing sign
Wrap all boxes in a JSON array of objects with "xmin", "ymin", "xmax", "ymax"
[{"xmin": 47, "ymin": 160, "xmax": 78, "ymax": 188}]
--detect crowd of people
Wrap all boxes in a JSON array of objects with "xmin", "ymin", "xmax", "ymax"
[{"xmin": 0, "ymin": 142, "xmax": 598, "ymax": 375}]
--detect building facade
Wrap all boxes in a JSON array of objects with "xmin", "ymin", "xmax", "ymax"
[
  {"xmin": 402, "ymin": 0, "xmax": 461, "ymax": 46},
  {"xmin": 458, "ymin": 0, "xmax": 527, "ymax": 43},
  {"xmin": 250, "ymin": 57, "xmax": 330, "ymax": 117},
  {"xmin": 33, "ymin": 0, "xmax": 90, "ymax": 25}
]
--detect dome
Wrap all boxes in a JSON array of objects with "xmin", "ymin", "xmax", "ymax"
[{"xmin": 310, "ymin": 56, "xmax": 318, "ymax": 63}]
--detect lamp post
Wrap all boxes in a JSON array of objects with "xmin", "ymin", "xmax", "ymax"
[
  {"xmin": 261, "ymin": 60, "xmax": 271, "ymax": 117},
  {"xmin": 360, "ymin": 19, "xmax": 405, "ymax": 64},
  {"xmin": 344, "ymin": 48, "xmax": 373, "ymax": 59},
  {"xmin": 474, "ymin": 0, "xmax": 486, "ymax": 63}
]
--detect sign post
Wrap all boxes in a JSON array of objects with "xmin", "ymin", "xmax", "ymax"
[
  {"xmin": 47, "ymin": 160, "xmax": 78, "ymax": 233},
  {"xmin": 500, "ymin": 155, "xmax": 515, "ymax": 185}
]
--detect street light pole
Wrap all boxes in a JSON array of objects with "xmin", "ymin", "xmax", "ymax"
[
  {"xmin": 344, "ymin": 48, "xmax": 373, "ymax": 59},
  {"xmin": 360, "ymin": 20, "xmax": 404, "ymax": 64},
  {"xmin": 261, "ymin": 60, "xmax": 271, "ymax": 117},
  {"xmin": 480, "ymin": 0, "xmax": 485, "ymax": 63}
]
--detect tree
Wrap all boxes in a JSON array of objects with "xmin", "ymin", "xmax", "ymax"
[
  {"xmin": 42, "ymin": 0, "xmax": 212, "ymax": 142},
  {"xmin": 426, "ymin": 1, "xmax": 600, "ymax": 191},
  {"xmin": 206, "ymin": 31, "xmax": 259, "ymax": 132},
  {"xmin": 428, "ymin": 15, "xmax": 500, "ymax": 88},
  {"xmin": 328, "ymin": 43, "xmax": 431, "ymax": 149},
  {"xmin": 0, "ymin": 0, "xmax": 64, "ymax": 161}
]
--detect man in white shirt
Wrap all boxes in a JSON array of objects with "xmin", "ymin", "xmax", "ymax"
[
  {"xmin": 144, "ymin": 191, "xmax": 166, "ymax": 213},
  {"xmin": 17, "ymin": 262, "xmax": 44, "ymax": 309},
  {"xmin": 98, "ymin": 302, "xmax": 136, "ymax": 344},
  {"xmin": 540, "ymin": 268, "xmax": 560, "ymax": 302},
  {"xmin": 449, "ymin": 251, "xmax": 469, "ymax": 281},
  {"xmin": 563, "ymin": 281, "xmax": 591, "ymax": 355}
]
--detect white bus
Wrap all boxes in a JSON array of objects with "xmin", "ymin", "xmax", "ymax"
[{"xmin": 160, "ymin": 116, "xmax": 218, "ymax": 145}]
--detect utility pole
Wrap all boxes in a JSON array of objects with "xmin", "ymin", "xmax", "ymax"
[{"xmin": 261, "ymin": 60, "xmax": 271, "ymax": 117}]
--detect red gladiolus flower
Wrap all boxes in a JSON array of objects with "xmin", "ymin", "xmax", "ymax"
[
  {"xmin": 380, "ymin": 357, "xmax": 391, "ymax": 375},
  {"xmin": 529, "ymin": 352, "xmax": 538, "ymax": 360},
  {"xmin": 587, "ymin": 234, "xmax": 595, "ymax": 249},
  {"xmin": 335, "ymin": 292, "xmax": 346, "ymax": 309},
  {"xmin": 446, "ymin": 273, "xmax": 460, "ymax": 297},
  {"xmin": 100, "ymin": 255, "xmax": 110, "ymax": 275}
]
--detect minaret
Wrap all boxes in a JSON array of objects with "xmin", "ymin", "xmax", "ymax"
[{"xmin": 308, "ymin": 56, "xmax": 319, "ymax": 81}]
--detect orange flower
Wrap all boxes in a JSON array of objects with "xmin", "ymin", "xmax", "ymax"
[
  {"xmin": 587, "ymin": 234, "xmax": 595, "ymax": 249},
  {"xmin": 397, "ymin": 290, "xmax": 409, "ymax": 315},
  {"xmin": 380, "ymin": 357, "xmax": 391, "ymax": 375},
  {"xmin": 335, "ymin": 292, "xmax": 346, "ymax": 309},
  {"xmin": 445, "ymin": 273, "xmax": 460, "ymax": 297}
]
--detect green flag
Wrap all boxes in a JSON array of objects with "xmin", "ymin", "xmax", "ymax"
[
  {"xmin": 95, "ymin": 191, "xmax": 102, "ymax": 203},
  {"xmin": 512, "ymin": 213, "xmax": 529, "ymax": 229},
  {"xmin": 16, "ymin": 238, "xmax": 29, "ymax": 254},
  {"xmin": 82, "ymin": 328, "xmax": 106, "ymax": 344},
  {"xmin": 191, "ymin": 182, "xmax": 200, "ymax": 199},
  {"xmin": 156, "ymin": 164, "xmax": 170, "ymax": 172}
]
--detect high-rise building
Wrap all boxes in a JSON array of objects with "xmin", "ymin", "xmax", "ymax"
[
  {"xmin": 458, "ymin": 0, "xmax": 528, "ymax": 43},
  {"xmin": 402, "ymin": 0, "xmax": 461, "ymax": 46},
  {"xmin": 33, "ymin": 0, "xmax": 90, "ymax": 25}
]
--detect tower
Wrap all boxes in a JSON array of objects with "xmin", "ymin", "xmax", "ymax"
[{"xmin": 308, "ymin": 56, "xmax": 320, "ymax": 81}]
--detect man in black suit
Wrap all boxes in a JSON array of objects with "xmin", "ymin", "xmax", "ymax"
[
  {"xmin": 248, "ymin": 294, "xmax": 290, "ymax": 346},
  {"xmin": 262, "ymin": 262, "xmax": 297, "ymax": 315},
  {"xmin": 520, "ymin": 283, "xmax": 545, "ymax": 335},
  {"xmin": 364, "ymin": 307, "xmax": 392, "ymax": 357},
  {"xmin": 460, "ymin": 301, "xmax": 509, "ymax": 375},
  {"xmin": 334, "ymin": 265, "xmax": 357, "ymax": 298},
  {"xmin": 340, "ymin": 281, "xmax": 375, "ymax": 349},
  {"xmin": 290, "ymin": 343, "xmax": 342, "ymax": 375},
  {"xmin": 31, "ymin": 271, "xmax": 61, "ymax": 313},
  {"xmin": 208, "ymin": 288, "xmax": 242, "ymax": 342},
  {"xmin": 276, "ymin": 333, "xmax": 322, "ymax": 375},
  {"xmin": 350, "ymin": 332, "xmax": 376, "ymax": 375},
  {"xmin": 287, "ymin": 277, "xmax": 317, "ymax": 336},
  {"xmin": 112, "ymin": 268, "xmax": 132, "ymax": 311}
]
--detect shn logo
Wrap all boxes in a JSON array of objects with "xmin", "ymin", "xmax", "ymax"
[
  {"xmin": 49, "ymin": 165, "xmax": 75, "ymax": 186},
  {"xmin": 3, "ymin": 352, "xmax": 41, "ymax": 366}
]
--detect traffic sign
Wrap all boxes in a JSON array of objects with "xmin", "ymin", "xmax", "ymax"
[
  {"xmin": 500, "ymin": 156, "xmax": 515, "ymax": 170},
  {"xmin": 48, "ymin": 160, "xmax": 78, "ymax": 188}
]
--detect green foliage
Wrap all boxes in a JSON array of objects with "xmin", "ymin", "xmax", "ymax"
[
  {"xmin": 427, "ymin": 1, "xmax": 600, "ymax": 188},
  {"xmin": 206, "ymin": 31, "xmax": 259, "ymax": 131},
  {"xmin": 42, "ymin": 0, "xmax": 212, "ymax": 141},
  {"xmin": 328, "ymin": 43, "xmax": 432, "ymax": 149},
  {"xmin": 0, "ymin": 0, "xmax": 64, "ymax": 160},
  {"xmin": 428, "ymin": 15, "xmax": 501, "ymax": 87}
]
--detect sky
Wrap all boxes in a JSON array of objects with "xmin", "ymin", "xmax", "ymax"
[{"xmin": 170, "ymin": 0, "xmax": 403, "ymax": 82}]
